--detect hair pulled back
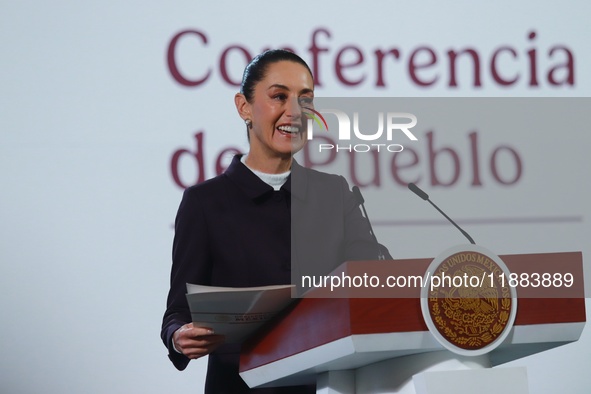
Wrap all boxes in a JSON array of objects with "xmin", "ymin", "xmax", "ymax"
[{"xmin": 240, "ymin": 49, "xmax": 314, "ymax": 103}]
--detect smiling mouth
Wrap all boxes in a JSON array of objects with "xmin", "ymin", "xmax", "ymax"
[{"xmin": 277, "ymin": 125, "xmax": 302, "ymax": 134}]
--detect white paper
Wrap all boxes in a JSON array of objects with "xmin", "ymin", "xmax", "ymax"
[{"xmin": 185, "ymin": 283, "xmax": 295, "ymax": 343}]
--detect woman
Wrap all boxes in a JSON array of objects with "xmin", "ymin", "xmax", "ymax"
[{"xmin": 161, "ymin": 49, "xmax": 388, "ymax": 393}]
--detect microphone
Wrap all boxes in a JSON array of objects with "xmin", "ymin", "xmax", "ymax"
[
  {"xmin": 407, "ymin": 183, "xmax": 476, "ymax": 245},
  {"xmin": 352, "ymin": 186, "xmax": 386, "ymax": 260}
]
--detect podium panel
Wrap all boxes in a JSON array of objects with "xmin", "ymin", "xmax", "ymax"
[{"xmin": 239, "ymin": 252, "xmax": 585, "ymax": 391}]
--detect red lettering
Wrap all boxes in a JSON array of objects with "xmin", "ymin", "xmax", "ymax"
[
  {"xmin": 171, "ymin": 132, "xmax": 243, "ymax": 189},
  {"xmin": 427, "ymin": 131, "xmax": 460, "ymax": 186},
  {"xmin": 547, "ymin": 46, "xmax": 575, "ymax": 86},
  {"xmin": 220, "ymin": 46, "xmax": 251, "ymax": 86},
  {"xmin": 490, "ymin": 146, "xmax": 522, "ymax": 185},
  {"xmin": 167, "ymin": 30, "xmax": 211, "ymax": 87},
  {"xmin": 171, "ymin": 132, "xmax": 206, "ymax": 188},
  {"xmin": 308, "ymin": 28, "xmax": 331, "ymax": 87},
  {"xmin": 390, "ymin": 147, "xmax": 421, "ymax": 186},
  {"xmin": 409, "ymin": 47, "xmax": 438, "ymax": 87},
  {"xmin": 375, "ymin": 48, "xmax": 401, "ymax": 87},
  {"xmin": 527, "ymin": 31, "xmax": 539, "ymax": 87},
  {"xmin": 335, "ymin": 46, "xmax": 365, "ymax": 86},
  {"xmin": 349, "ymin": 151, "xmax": 380, "ymax": 187},
  {"xmin": 448, "ymin": 48, "xmax": 482, "ymax": 87},
  {"xmin": 491, "ymin": 46, "xmax": 519, "ymax": 86},
  {"xmin": 216, "ymin": 148, "xmax": 242, "ymax": 175},
  {"xmin": 469, "ymin": 131, "xmax": 482, "ymax": 186},
  {"xmin": 166, "ymin": 28, "xmax": 576, "ymax": 90}
]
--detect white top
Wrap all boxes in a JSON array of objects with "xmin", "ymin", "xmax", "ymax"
[{"xmin": 241, "ymin": 155, "xmax": 290, "ymax": 191}]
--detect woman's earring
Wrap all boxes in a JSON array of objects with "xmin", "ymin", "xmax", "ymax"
[{"xmin": 245, "ymin": 119, "xmax": 252, "ymax": 128}]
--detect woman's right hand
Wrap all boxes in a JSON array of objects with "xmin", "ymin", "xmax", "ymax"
[{"xmin": 173, "ymin": 323, "xmax": 226, "ymax": 359}]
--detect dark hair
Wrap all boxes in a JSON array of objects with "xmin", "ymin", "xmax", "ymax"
[{"xmin": 240, "ymin": 49, "xmax": 314, "ymax": 103}]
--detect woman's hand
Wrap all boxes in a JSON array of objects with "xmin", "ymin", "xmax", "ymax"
[{"xmin": 173, "ymin": 323, "xmax": 226, "ymax": 359}]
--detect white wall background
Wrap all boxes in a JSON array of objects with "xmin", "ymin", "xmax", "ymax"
[{"xmin": 1, "ymin": 1, "xmax": 589, "ymax": 393}]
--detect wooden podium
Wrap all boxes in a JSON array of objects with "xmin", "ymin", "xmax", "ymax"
[{"xmin": 239, "ymin": 252, "xmax": 586, "ymax": 394}]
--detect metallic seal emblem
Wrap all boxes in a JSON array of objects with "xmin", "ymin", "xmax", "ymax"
[{"xmin": 421, "ymin": 244, "xmax": 517, "ymax": 356}]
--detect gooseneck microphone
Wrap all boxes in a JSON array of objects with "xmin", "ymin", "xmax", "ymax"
[
  {"xmin": 352, "ymin": 186, "xmax": 386, "ymax": 260},
  {"xmin": 407, "ymin": 183, "xmax": 476, "ymax": 245}
]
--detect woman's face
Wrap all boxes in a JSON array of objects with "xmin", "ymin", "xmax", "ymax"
[{"xmin": 241, "ymin": 61, "xmax": 314, "ymax": 159}]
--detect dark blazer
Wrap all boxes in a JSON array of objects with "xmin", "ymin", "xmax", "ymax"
[{"xmin": 161, "ymin": 155, "xmax": 388, "ymax": 393}]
